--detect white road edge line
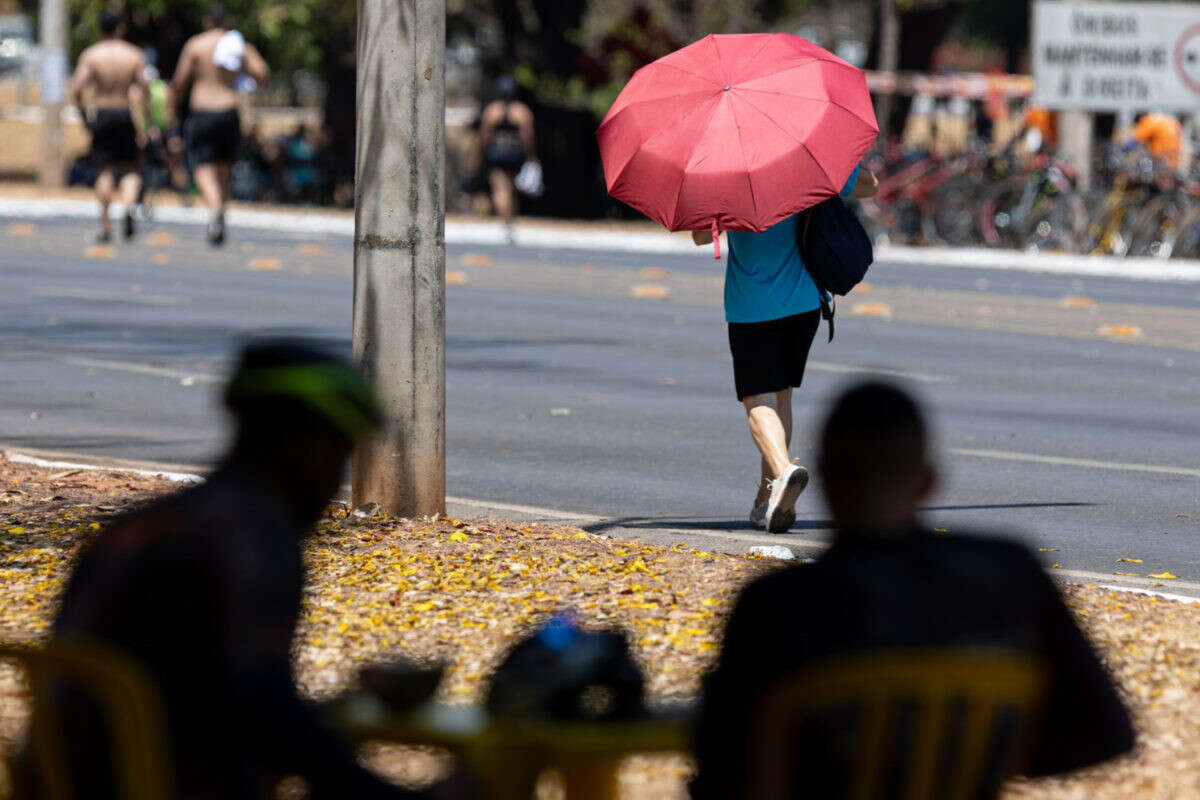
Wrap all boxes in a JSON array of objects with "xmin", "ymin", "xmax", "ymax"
[
  {"xmin": 32, "ymin": 287, "xmax": 189, "ymax": 307},
  {"xmin": 950, "ymin": 447, "xmax": 1200, "ymax": 479},
  {"xmin": 7, "ymin": 449, "xmax": 1200, "ymax": 599},
  {"xmin": 64, "ymin": 357, "xmax": 223, "ymax": 385},
  {"xmin": 5, "ymin": 452, "xmax": 203, "ymax": 484},
  {"xmin": 807, "ymin": 360, "xmax": 956, "ymax": 384},
  {"xmin": 6, "ymin": 196, "xmax": 1200, "ymax": 282}
]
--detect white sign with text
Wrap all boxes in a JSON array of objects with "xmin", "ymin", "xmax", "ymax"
[{"xmin": 1033, "ymin": 0, "xmax": 1200, "ymax": 111}]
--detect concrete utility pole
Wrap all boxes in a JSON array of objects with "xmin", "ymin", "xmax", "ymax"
[
  {"xmin": 351, "ymin": 0, "xmax": 447, "ymax": 516},
  {"xmin": 876, "ymin": 0, "xmax": 900, "ymax": 142},
  {"xmin": 38, "ymin": 0, "xmax": 68, "ymax": 188}
]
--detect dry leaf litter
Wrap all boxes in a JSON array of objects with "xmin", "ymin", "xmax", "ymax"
[{"xmin": 0, "ymin": 455, "xmax": 1197, "ymax": 798}]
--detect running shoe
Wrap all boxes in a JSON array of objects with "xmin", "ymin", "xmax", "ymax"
[
  {"xmin": 764, "ymin": 464, "xmax": 808, "ymax": 534},
  {"xmin": 122, "ymin": 209, "xmax": 136, "ymax": 240},
  {"xmin": 207, "ymin": 212, "xmax": 225, "ymax": 247},
  {"xmin": 751, "ymin": 500, "xmax": 794, "ymax": 530}
]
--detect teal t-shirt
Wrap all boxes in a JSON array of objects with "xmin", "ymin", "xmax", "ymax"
[{"xmin": 724, "ymin": 166, "xmax": 860, "ymax": 324}]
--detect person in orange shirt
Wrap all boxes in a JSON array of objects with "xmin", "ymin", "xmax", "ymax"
[
  {"xmin": 1022, "ymin": 105, "xmax": 1058, "ymax": 153},
  {"xmin": 1128, "ymin": 111, "xmax": 1182, "ymax": 170}
]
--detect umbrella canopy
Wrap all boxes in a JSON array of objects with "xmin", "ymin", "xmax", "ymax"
[{"xmin": 597, "ymin": 33, "xmax": 878, "ymax": 239}]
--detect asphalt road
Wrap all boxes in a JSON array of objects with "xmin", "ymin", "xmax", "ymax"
[{"xmin": 2, "ymin": 214, "xmax": 1199, "ymax": 586}]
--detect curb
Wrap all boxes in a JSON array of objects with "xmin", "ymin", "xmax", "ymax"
[
  {"xmin": 4, "ymin": 196, "xmax": 1200, "ymax": 282},
  {"xmin": 5, "ymin": 446, "xmax": 1198, "ymax": 603}
]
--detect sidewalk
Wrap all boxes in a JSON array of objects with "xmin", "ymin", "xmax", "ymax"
[
  {"xmin": 1, "ymin": 453, "xmax": 1198, "ymax": 797},
  {"xmin": 4, "ymin": 180, "xmax": 1200, "ymax": 281}
]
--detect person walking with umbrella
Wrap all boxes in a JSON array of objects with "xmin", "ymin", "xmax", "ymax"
[
  {"xmin": 692, "ymin": 167, "xmax": 877, "ymax": 531},
  {"xmin": 597, "ymin": 33, "xmax": 879, "ymax": 531}
]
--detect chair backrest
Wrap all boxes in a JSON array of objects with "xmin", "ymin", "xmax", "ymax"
[
  {"xmin": 745, "ymin": 649, "xmax": 1047, "ymax": 800},
  {"xmin": 0, "ymin": 637, "xmax": 170, "ymax": 800}
]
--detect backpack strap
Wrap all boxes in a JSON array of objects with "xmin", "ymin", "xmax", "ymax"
[
  {"xmin": 798, "ymin": 210, "xmax": 835, "ymax": 342},
  {"xmin": 817, "ymin": 288, "xmax": 835, "ymax": 342}
]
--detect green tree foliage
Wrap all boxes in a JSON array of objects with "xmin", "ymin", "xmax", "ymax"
[{"xmin": 21, "ymin": 0, "xmax": 352, "ymax": 76}]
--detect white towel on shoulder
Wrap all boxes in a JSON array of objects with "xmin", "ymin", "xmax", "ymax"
[{"xmin": 213, "ymin": 29, "xmax": 245, "ymax": 72}]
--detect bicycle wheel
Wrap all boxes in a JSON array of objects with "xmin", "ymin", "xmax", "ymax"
[
  {"xmin": 1125, "ymin": 196, "xmax": 1181, "ymax": 258},
  {"xmin": 1172, "ymin": 204, "xmax": 1200, "ymax": 259},
  {"xmin": 978, "ymin": 179, "xmax": 1027, "ymax": 248},
  {"xmin": 929, "ymin": 176, "xmax": 981, "ymax": 246}
]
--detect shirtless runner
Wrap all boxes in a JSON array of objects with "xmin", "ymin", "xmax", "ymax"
[
  {"xmin": 69, "ymin": 10, "xmax": 147, "ymax": 242},
  {"xmin": 170, "ymin": 4, "xmax": 269, "ymax": 245}
]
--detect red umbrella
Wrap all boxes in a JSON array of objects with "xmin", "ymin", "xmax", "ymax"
[{"xmin": 597, "ymin": 33, "xmax": 878, "ymax": 257}]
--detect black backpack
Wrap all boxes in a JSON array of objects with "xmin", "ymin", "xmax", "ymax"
[
  {"xmin": 796, "ymin": 195, "xmax": 874, "ymax": 341},
  {"xmin": 487, "ymin": 615, "xmax": 645, "ymax": 720}
]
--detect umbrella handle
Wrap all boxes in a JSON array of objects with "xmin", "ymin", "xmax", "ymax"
[{"xmin": 711, "ymin": 219, "xmax": 721, "ymax": 260}]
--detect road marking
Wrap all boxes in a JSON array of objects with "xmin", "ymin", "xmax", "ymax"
[
  {"xmin": 631, "ymin": 284, "xmax": 670, "ymax": 299},
  {"xmin": 297, "ymin": 243, "xmax": 327, "ymax": 255},
  {"xmin": 4, "ymin": 451, "xmax": 202, "ymax": 483},
  {"xmin": 851, "ymin": 302, "xmax": 893, "ymax": 319},
  {"xmin": 1096, "ymin": 584, "xmax": 1200, "ymax": 604},
  {"xmin": 1097, "ymin": 323, "xmax": 1143, "ymax": 338},
  {"xmin": 806, "ymin": 361, "xmax": 956, "ymax": 384},
  {"xmin": 446, "ymin": 495, "xmax": 605, "ymax": 523},
  {"xmin": 1059, "ymin": 295, "xmax": 1096, "ymax": 309},
  {"xmin": 7, "ymin": 222, "xmax": 36, "ymax": 236},
  {"xmin": 64, "ymin": 357, "xmax": 221, "ymax": 385},
  {"xmin": 248, "ymin": 257, "xmax": 283, "ymax": 271},
  {"xmin": 32, "ymin": 287, "xmax": 188, "ymax": 306},
  {"xmin": 445, "ymin": 270, "xmax": 469, "ymax": 285},
  {"xmin": 639, "ymin": 267, "xmax": 671, "ymax": 280},
  {"xmin": 460, "ymin": 253, "xmax": 492, "ymax": 267},
  {"xmin": 83, "ymin": 245, "xmax": 115, "ymax": 259},
  {"xmin": 146, "ymin": 232, "xmax": 176, "ymax": 246},
  {"xmin": 151, "ymin": 253, "xmax": 171, "ymax": 266},
  {"xmin": 950, "ymin": 448, "xmax": 1200, "ymax": 478}
]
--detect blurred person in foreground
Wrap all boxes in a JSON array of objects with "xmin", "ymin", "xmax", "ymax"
[
  {"xmin": 477, "ymin": 75, "xmax": 539, "ymax": 238},
  {"xmin": 170, "ymin": 3, "xmax": 269, "ymax": 245},
  {"xmin": 691, "ymin": 381, "xmax": 1134, "ymax": 799},
  {"xmin": 31, "ymin": 342, "xmax": 440, "ymax": 799},
  {"xmin": 69, "ymin": 9, "xmax": 147, "ymax": 243}
]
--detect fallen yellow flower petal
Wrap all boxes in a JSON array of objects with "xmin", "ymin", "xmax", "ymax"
[{"xmin": 1148, "ymin": 572, "xmax": 1178, "ymax": 580}]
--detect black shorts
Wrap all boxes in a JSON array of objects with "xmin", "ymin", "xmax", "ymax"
[
  {"xmin": 90, "ymin": 108, "xmax": 139, "ymax": 169},
  {"xmin": 485, "ymin": 138, "xmax": 525, "ymax": 173},
  {"xmin": 727, "ymin": 310, "xmax": 821, "ymax": 401},
  {"xmin": 186, "ymin": 109, "xmax": 241, "ymax": 166}
]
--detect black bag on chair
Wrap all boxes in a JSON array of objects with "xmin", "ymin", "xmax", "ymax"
[{"xmin": 797, "ymin": 196, "xmax": 874, "ymax": 341}]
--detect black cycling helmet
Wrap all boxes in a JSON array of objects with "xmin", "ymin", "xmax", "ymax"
[{"xmin": 224, "ymin": 340, "xmax": 383, "ymax": 442}]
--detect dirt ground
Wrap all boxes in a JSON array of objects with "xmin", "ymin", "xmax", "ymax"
[{"xmin": 2, "ymin": 454, "xmax": 1198, "ymax": 798}]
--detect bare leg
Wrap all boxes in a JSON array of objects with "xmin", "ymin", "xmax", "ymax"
[
  {"xmin": 117, "ymin": 168, "xmax": 142, "ymax": 207},
  {"xmin": 193, "ymin": 163, "xmax": 223, "ymax": 214},
  {"xmin": 217, "ymin": 162, "xmax": 232, "ymax": 204},
  {"xmin": 194, "ymin": 162, "xmax": 229, "ymax": 245},
  {"xmin": 95, "ymin": 169, "xmax": 115, "ymax": 240},
  {"xmin": 756, "ymin": 388, "xmax": 793, "ymax": 503},
  {"xmin": 744, "ymin": 391, "xmax": 792, "ymax": 484},
  {"xmin": 489, "ymin": 168, "xmax": 517, "ymax": 222}
]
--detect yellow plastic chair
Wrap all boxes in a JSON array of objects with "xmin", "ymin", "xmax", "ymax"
[
  {"xmin": 0, "ymin": 638, "xmax": 170, "ymax": 800},
  {"xmin": 745, "ymin": 649, "xmax": 1047, "ymax": 800}
]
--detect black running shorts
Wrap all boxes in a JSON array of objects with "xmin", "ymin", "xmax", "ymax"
[
  {"xmin": 90, "ymin": 108, "xmax": 139, "ymax": 169},
  {"xmin": 185, "ymin": 108, "xmax": 241, "ymax": 166},
  {"xmin": 727, "ymin": 309, "xmax": 821, "ymax": 401}
]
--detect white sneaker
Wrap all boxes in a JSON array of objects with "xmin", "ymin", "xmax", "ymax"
[
  {"xmin": 750, "ymin": 500, "xmax": 768, "ymax": 528},
  {"xmin": 751, "ymin": 500, "xmax": 795, "ymax": 531},
  {"xmin": 765, "ymin": 464, "xmax": 809, "ymax": 533}
]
